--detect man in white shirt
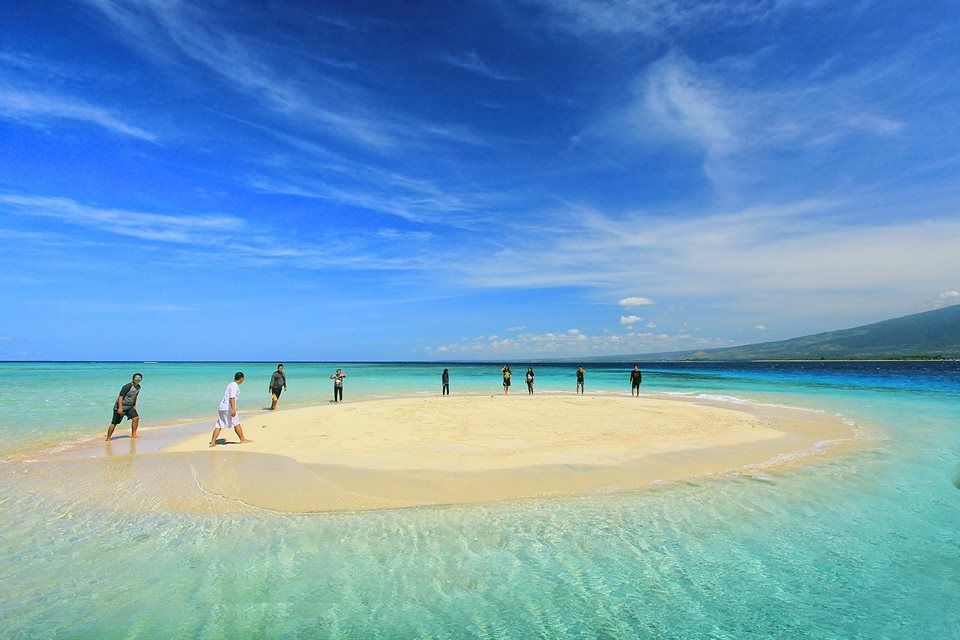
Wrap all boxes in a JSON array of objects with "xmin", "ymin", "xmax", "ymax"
[{"xmin": 209, "ymin": 371, "xmax": 253, "ymax": 447}]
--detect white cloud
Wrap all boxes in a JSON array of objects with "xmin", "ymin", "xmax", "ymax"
[
  {"xmin": 620, "ymin": 315, "xmax": 643, "ymax": 324},
  {"xmin": 619, "ymin": 296, "xmax": 655, "ymax": 307},
  {"xmin": 0, "ymin": 87, "xmax": 156, "ymax": 141},
  {"xmin": 755, "ymin": 324, "xmax": 766, "ymax": 330},
  {"xmin": 505, "ymin": 325, "xmax": 527, "ymax": 332},
  {"xmin": 646, "ymin": 321, "xmax": 657, "ymax": 328},
  {"xmin": 935, "ymin": 291, "xmax": 960, "ymax": 308},
  {"xmin": 429, "ymin": 325, "xmax": 722, "ymax": 358}
]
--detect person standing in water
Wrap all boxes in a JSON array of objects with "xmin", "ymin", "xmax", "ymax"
[
  {"xmin": 106, "ymin": 372, "xmax": 143, "ymax": 441},
  {"xmin": 330, "ymin": 368, "xmax": 348, "ymax": 403},
  {"xmin": 525, "ymin": 367, "xmax": 535, "ymax": 394},
  {"xmin": 630, "ymin": 364, "xmax": 642, "ymax": 397},
  {"xmin": 576, "ymin": 366, "xmax": 586, "ymax": 395},
  {"xmin": 441, "ymin": 368, "xmax": 450, "ymax": 396},
  {"xmin": 210, "ymin": 372, "xmax": 252, "ymax": 447},
  {"xmin": 501, "ymin": 365, "xmax": 512, "ymax": 394},
  {"xmin": 268, "ymin": 363, "xmax": 287, "ymax": 411}
]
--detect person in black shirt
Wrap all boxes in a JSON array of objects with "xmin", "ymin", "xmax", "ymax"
[
  {"xmin": 441, "ymin": 368, "xmax": 450, "ymax": 396},
  {"xmin": 630, "ymin": 364, "xmax": 642, "ymax": 397},
  {"xmin": 576, "ymin": 366, "xmax": 585, "ymax": 395},
  {"xmin": 525, "ymin": 367, "xmax": 535, "ymax": 394},
  {"xmin": 268, "ymin": 364, "xmax": 287, "ymax": 410},
  {"xmin": 106, "ymin": 373, "xmax": 142, "ymax": 441}
]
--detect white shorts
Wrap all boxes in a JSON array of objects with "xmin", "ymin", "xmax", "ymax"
[{"xmin": 216, "ymin": 409, "xmax": 241, "ymax": 430}]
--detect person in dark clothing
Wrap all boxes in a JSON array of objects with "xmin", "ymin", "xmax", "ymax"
[
  {"xmin": 501, "ymin": 365, "xmax": 512, "ymax": 395},
  {"xmin": 442, "ymin": 368, "xmax": 450, "ymax": 396},
  {"xmin": 525, "ymin": 367, "xmax": 535, "ymax": 394},
  {"xmin": 330, "ymin": 368, "xmax": 347, "ymax": 403},
  {"xmin": 630, "ymin": 364, "xmax": 642, "ymax": 397},
  {"xmin": 269, "ymin": 363, "xmax": 287, "ymax": 410},
  {"xmin": 106, "ymin": 373, "xmax": 142, "ymax": 441},
  {"xmin": 576, "ymin": 366, "xmax": 585, "ymax": 395}
]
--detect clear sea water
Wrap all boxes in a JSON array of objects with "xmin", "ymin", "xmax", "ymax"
[{"xmin": 0, "ymin": 361, "xmax": 958, "ymax": 638}]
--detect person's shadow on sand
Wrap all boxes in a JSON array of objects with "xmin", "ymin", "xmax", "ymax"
[{"xmin": 210, "ymin": 438, "xmax": 242, "ymax": 446}]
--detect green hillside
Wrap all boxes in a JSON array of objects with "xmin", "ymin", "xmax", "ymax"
[{"xmin": 592, "ymin": 304, "xmax": 960, "ymax": 361}]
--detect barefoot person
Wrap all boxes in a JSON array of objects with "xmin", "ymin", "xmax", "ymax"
[
  {"xmin": 105, "ymin": 373, "xmax": 143, "ymax": 441},
  {"xmin": 501, "ymin": 365, "xmax": 512, "ymax": 395},
  {"xmin": 209, "ymin": 372, "xmax": 252, "ymax": 447},
  {"xmin": 630, "ymin": 364, "xmax": 642, "ymax": 397},
  {"xmin": 576, "ymin": 366, "xmax": 585, "ymax": 395},
  {"xmin": 268, "ymin": 363, "xmax": 287, "ymax": 410},
  {"xmin": 441, "ymin": 368, "xmax": 450, "ymax": 396},
  {"xmin": 330, "ymin": 368, "xmax": 348, "ymax": 403},
  {"xmin": 525, "ymin": 367, "xmax": 535, "ymax": 395}
]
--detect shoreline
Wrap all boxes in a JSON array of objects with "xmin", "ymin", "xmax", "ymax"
[{"xmin": 19, "ymin": 394, "xmax": 860, "ymax": 513}]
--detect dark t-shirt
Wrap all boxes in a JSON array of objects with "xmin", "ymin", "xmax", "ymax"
[
  {"xmin": 270, "ymin": 371, "xmax": 286, "ymax": 389},
  {"xmin": 630, "ymin": 370, "xmax": 642, "ymax": 384},
  {"xmin": 114, "ymin": 382, "xmax": 140, "ymax": 410},
  {"xmin": 442, "ymin": 371, "xmax": 449, "ymax": 384},
  {"xmin": 576, "ymin": 370, "xmax": 584, "ymax": 382}
]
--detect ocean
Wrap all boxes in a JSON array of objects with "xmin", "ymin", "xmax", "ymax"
[{"xmin": 1, "ymin": 361, "xmax": 958, "ymax": 638}]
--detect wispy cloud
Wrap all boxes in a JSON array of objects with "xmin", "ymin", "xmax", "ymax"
[
  {"xmin": 0, "ymin": 87, "xmax": 156, "ymax": 141},
  {"xmin": 80, "ymin": 0, "xmax": 489, "ymax": 151},
  {"xmin": 0, "ymin": 194, "xmax": 240, "ymax": 243},
  {"xmin": 437, "ymin": 51, "xmax": 520, "ymax": 81},
  {"xmin": 620, "ymin": 315, "xmax": 643, "ymax": 324},
  {"xmin": 598, "ymin": 53, "xmax": 905, "ymax": 186},
  {"xmin": 449, "ymin": 198, "xmax": 960, "ymax": 320},
  {"xmin": 516, "ymin": 0, "xmax": 816, "ymax": 37}
]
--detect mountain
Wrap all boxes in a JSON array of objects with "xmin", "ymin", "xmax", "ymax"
[{"xmin": 584, "ymin": 304, "xmax": 960, "ymax": 361}]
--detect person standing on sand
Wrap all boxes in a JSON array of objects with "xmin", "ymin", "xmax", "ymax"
[
  {"xmin": 630, "ymin": 364, "xmax": 642, "ymax": 397},
  {"xmin": 526, "ymin": 367, "xmax": 535, "ymax": 394},
  {"xmin": 442, "ymin": 368, "xmax": 450, "ymax": 396},
  {"xmin": 576, "ymin": 366, "xmax": 585, "ymax": 395},
  {"xmin": 501, "ymin": 365, "xmax": 512, "ymax": 394},
  {"xmin": 268, "ymin": 363, "xmax": 287, "ymax": 410},
  {"xmin": 331, "ymin": 368, "xmax": 348, "ymax": 403},
  {"xmin": 209, "ymin": 372, "xmax": 252, "ymax": 447},
  {"xmin": 105, "ymin": 372, "xmax": 143, "ymax": 441}
]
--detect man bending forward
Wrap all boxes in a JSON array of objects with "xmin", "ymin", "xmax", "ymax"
[{"xmin": 210, "ymin": 372, "xmax": 252, "ymax": 447}]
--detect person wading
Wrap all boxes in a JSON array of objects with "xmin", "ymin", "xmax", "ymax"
[
  {"xmin": 106, "ymin": 373, "xmax": 143, "ymax": 442},
  {"xmin": 268, "ymin": 363, "xmax": 287, "ymax": 410}
]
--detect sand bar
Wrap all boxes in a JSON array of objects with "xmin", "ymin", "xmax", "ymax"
[{"xmin": 25, "ymin": 395, "xmax": 855, "ymax": 513}]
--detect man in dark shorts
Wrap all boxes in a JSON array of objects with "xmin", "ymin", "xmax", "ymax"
[
  {"xmin": 630, "ymin": 364, "xmax": 642, "ymax": 397},
  {"xmin": 269, "ymin": 363, "xmax": 287, "ymax": 410},
  {"xmin": 576, "ymin": 366, "xmax": 585, "ymax": 395},
  {"xmin": 106, "ymin": 373, "xmax": 142, "ymax": 441}
]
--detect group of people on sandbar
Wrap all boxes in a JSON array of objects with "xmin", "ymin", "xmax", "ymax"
[
  {"xmin": 104, "ymin": 363, "xmax": 644, "ymax": 445},
  {"xmin": 496, "ymin": 364, "xmax": 641, "ymax": 396}
]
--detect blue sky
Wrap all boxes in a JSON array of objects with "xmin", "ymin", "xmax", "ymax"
[{"xmin": 1, "ymin": 0, "xmax": 958, "ymax": 360}]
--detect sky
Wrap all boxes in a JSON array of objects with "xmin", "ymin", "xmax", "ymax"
[{"xmin": 1, "ymin": 0, "xmax": 959, "ymax": 360}]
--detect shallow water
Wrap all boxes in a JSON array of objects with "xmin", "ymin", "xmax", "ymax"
[{"xmin": 1, "ymin": 361, "xmax": 958, "ymax": 638}]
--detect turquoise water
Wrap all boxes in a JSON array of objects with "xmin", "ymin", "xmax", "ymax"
[{"xmin": 1, "ymin": 362, "xmax": 958, "ymax": 638}]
